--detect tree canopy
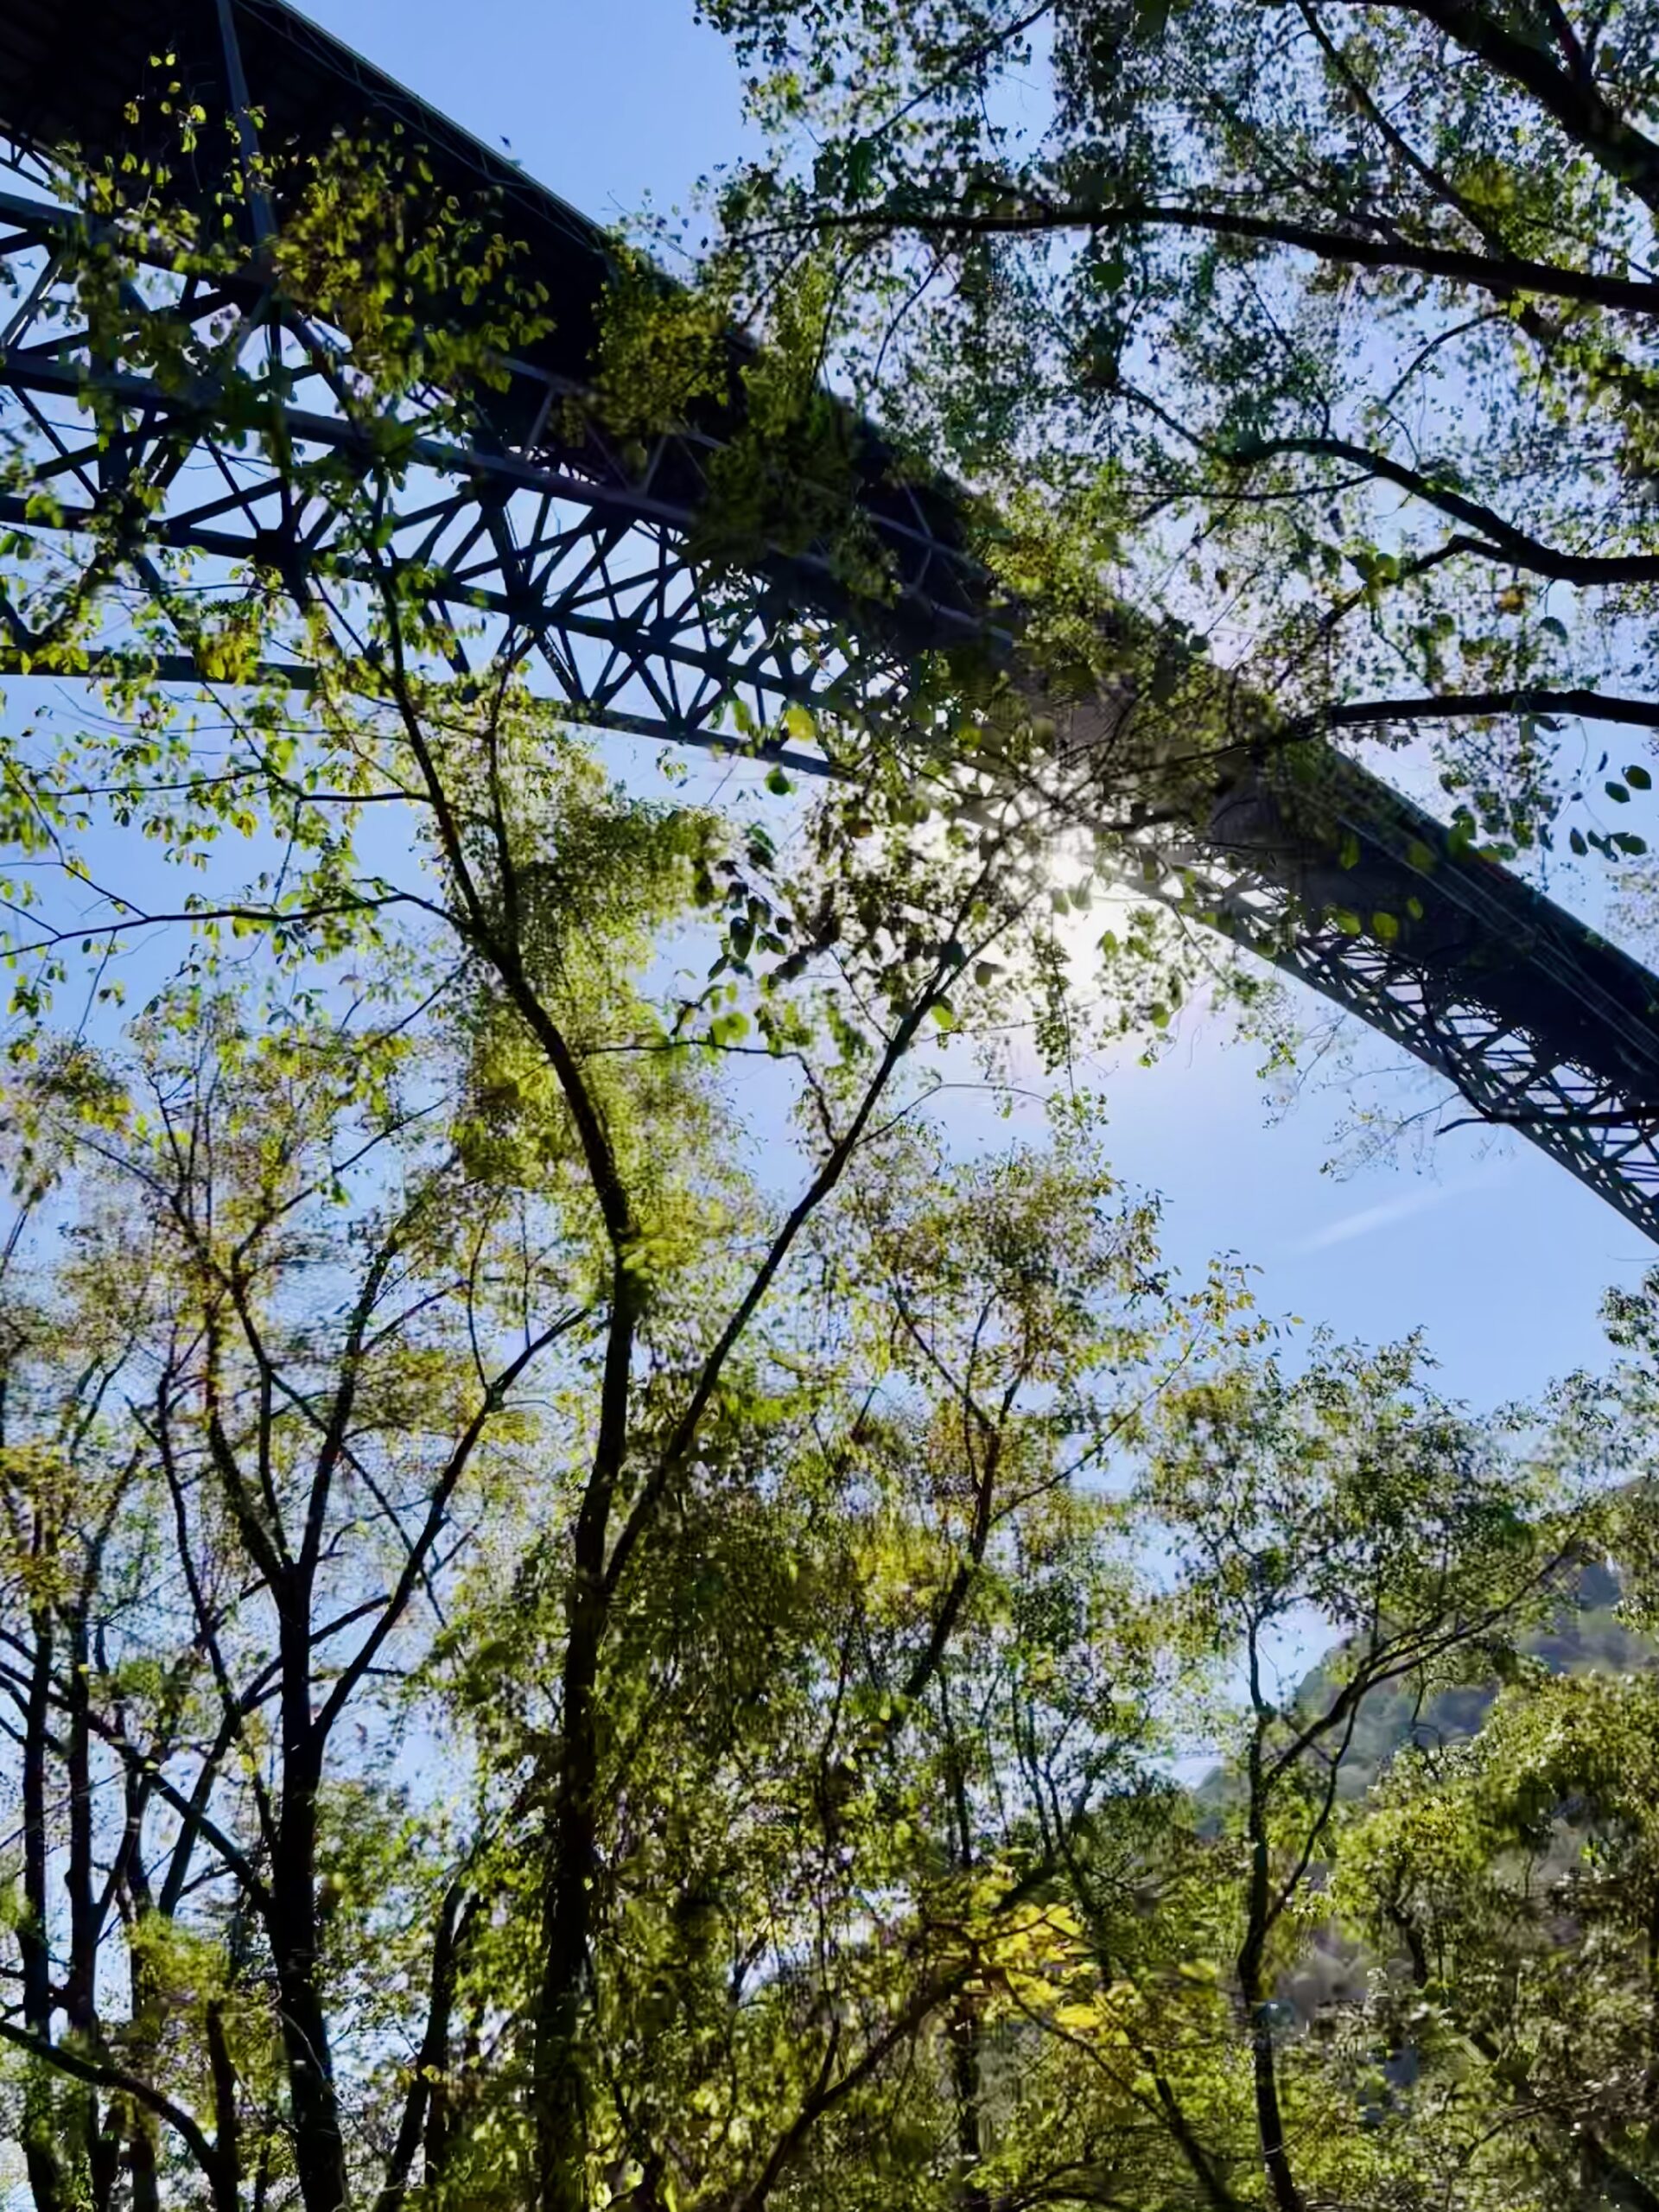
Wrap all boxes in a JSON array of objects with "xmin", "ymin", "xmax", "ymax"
[
  {"xmin": 1, "ymin": 16, "xmax": 1659, "ymax": 2212},
  {"xmin": 692, "ymin": 0, "xmax": 1659, "ymax": 867}
]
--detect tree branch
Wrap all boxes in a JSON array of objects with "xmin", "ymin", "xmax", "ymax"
[
  {"xmin": 1316, "ymin": 687, "xmax": 1659, "ymax": 734},
  {"xmin": 760, "ymin": 194, "xmax": 1659, "ymax": 315},
  {"xmin": 0, "ymin": 2018, "xmax": 221, "ymax": 2196}
]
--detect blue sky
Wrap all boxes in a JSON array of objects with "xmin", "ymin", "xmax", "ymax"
[{"xmin": 287, "ymin": 0, "xmax": 1656, "ymax": 1408}]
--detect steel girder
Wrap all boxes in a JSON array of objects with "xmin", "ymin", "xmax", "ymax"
[
  {"xmin": 1157, "ymin": 754, "xmax": 1659, "ymax": 1240},
  {"xmin": 2, "ymin": 0, "xmax": 1659, "ymax": 1238},
  {"xmin": 0, "ymin": 181, "xmax": 982, "ymax": 758}
]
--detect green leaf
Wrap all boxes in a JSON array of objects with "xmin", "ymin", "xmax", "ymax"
[
  {"xmin": 1626, "ymin": 764, "xmax": 1652, "ymax": 791},
  {"xmin": 843, "ymin": 135, "xmax": 878, "ymax": 200},
  {"xmin": 1607, "ymin": 780, "xmax": 1630, "ymax": 803}
]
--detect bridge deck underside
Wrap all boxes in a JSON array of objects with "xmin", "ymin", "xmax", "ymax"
[{"xmin": 2, "ymin": 0, "xmax": 1659, "ymax": 1237}]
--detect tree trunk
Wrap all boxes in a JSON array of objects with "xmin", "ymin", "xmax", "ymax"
[
  {"xmin": 948, "ymin": 2001, "xmax": 992, "ymax": 2212},
  {"xmin": 273, "ymin": 1656, "xmax": 350, "ymax": 2212},
  {"xmin": 63, "ymin": 1605, "xmax": 119, "ymax": 2212},
  {"xmin": 535, "ymin": 1577, "xmax": 604, "ymax": 2212},
  {"xmin": 273, "ymin": 1863, "xmax": 351, "ymax": 2211},
  {"xmin": 21, "ymin": 1604, "xmax": 65, "ymax": 2212},
  {"xmin": 1240, "ymin": 1721, "xmax": 1303, "ymax": 2212},
  {"xmin": 534, "ymin": 1281, "xmax": 636, "ymax": 2212}
]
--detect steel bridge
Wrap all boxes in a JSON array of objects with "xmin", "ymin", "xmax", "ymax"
[{"xmin": 3, "ymin": 0, "xmax": 1659, "ymax": 1238}]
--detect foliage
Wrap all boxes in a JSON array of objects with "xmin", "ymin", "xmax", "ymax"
[
  {"xmin": 0, "ymin": 54, "xmax": 1655, "ymax": 2212},
  {"xmin": 692, "ymin": 0, "xmax": 1659, "ymax": 870},
  {"xmin": 3, "ymin": 956, "xmax": 1644, "ymax": 2212}
]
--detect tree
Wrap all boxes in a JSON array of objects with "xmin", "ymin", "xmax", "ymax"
[
  {"xmin": 918, "ymin": 1334, "xmax": 1596, "ymax": 2212},
  {"xmin": 0, "ymin": 113, "xmax": 1220, "ymax": 2212},
  {"xmin": 420, "ymin": 1122, "xmax": 1249, "ymax": 2212},
  {"xmin": 0, "ymin": 64, "xmax": 1654, "ymax": 2212},
  {"xmin": 0, "ymin": 988, "xmax": 590, "ymax": 2211},
  {"xmin": 1329, "ymin": 1276, "xmax": 1659, "ymax": 2212},
  {"xmin": 1131, "ymin": 1338, "xmax": 1586, "ymax": 2212},
  {"xmin": 1341, "ymin": 1668, "xmax": 1659, "ymax": 2212},
  {"xmin": 0, "ymin": 985, "xmax": 1281, "ymax": 2210},
  {"xmin": 16, "ymin": 970, "xmax": 1618, "ymax": 2212},
  {"xmin": 693, "ymin": 0, "xmax": 1659, "ymax": 867}
]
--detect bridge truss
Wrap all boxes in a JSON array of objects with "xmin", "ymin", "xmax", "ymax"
[{"xmin": 3, "ymin": 0, "xmax": 1659, "ymax": 1237}]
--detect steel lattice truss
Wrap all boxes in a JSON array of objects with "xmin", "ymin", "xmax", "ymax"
[
  {"xmin": 1155, "ymin": 757, "xmax": 1659, "ymax": 1238},
  {"xmin": 3, "ymin": 0, "xmax": 1659, "ymax": 1237},
  {"xmin": 0, "ymin": 181, "xmax": 982, "ymax": 756}
]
